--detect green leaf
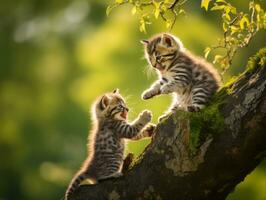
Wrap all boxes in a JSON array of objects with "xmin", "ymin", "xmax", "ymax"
[
  {"xmin": 240, "ymin": 15, "xmax": 250, "ymax": 29},
  {"xmin": 230, "ymin": 25, "xmax": 239, "ymax": 35},
  {"xmin": 179, "ymin": 9, "xmax": 186, "ymax": 15},
  {"xmin": 153, "ymin": 1, "xmax": 162, "ymax": 19},
  {"xmin": 216, "ymin": 0, "xmax": 227, "ymax": 4},
  {"xmin": 211, "ymin": 5, "xmax": 225, "ymax": 11},
  {"xmin": 213, "ymin": 55, "xmax": 223, "ymax": 64},
  {"xmin": 140, "ymin": 21, "xmax": 146, "ymax": 33},
  {"xmin": 131, "ymin": 6, "xmax": 137, "ymax": 15},
  {"xmin": 230, "ymin": 7, "xmax": 237, "ymax": 14},
  {"xmin": 201, "ymin": 0, "xmax": 212, "ymax": 11},
  {"xmin": 115, "ymin": 0, "xmax": 124, "ymax": 4},
  {"xmin": 255, "ymin": 4, "xmax": 261, "ymax": 12},
  {"xmin": 204, "ymin": 47, "xmax": 211, "ymax": 58}
]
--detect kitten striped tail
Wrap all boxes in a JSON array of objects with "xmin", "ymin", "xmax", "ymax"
[{"xmin": 65, "ymin": 171, "xmax": 88, "ymax": 200}]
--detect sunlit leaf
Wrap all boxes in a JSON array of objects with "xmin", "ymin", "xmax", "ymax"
[
  {"xmin": 216, "ymin": 0, "xmax": 227, "ymax": 4},
  {"xmin": 211, "ymin": 5, "xmax": 225, "ymax": 11},
  {"xmin": 230, "ymin": 7, "xmax": 237, "ymax": 14},
  {"xmin": 204, "ymin": 47, "xmax": 211, "ymax": 58},
  {"xmin": 240, "ymin": 15, "xmax": 250, "ymax": 29},
  {"xmin": 131, "ymin": 6, "xmax": 137, "ymax": 15},
  {"xmin": 115, "ymin": 0, "xmax": 124, "ymax": 4},
  {"xmin": 153, "ymin": 1, "xmax": 162, "ymax": 19},
  {"xmin": 230, "ymin": 25, "xmax": 239, "ymax": 34},
  {"xmin": 213, "ymin": 55, "xmax": 223, "ymax": 64},
  {"xmin": 201, "ymin": 0, "xmax": 212, "ymax": 11},
  {"xmin": 179, "ymin": 9, "xmax": 186, "ymax": 15},
  {"xmin": 255, "ymin": 4, "xmax": 261, "ymax": 12}
]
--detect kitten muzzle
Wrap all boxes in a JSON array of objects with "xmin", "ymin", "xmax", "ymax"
[
  {"xmin": 120, "ymin": 107, "xmax": 129, "ymax": 119},
  {"xmin": 120, "ymin": 111, "xmax": 128, "ymax": 119},
  {"xmin": 155, "ymin": 63, "xmax": 165, "ymax": 71}
]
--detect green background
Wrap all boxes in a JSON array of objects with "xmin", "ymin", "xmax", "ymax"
[{"xmin": 0, "ymin": 0, "xmax": 265, "ymax": 199}]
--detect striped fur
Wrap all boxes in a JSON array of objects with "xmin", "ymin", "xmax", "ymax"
[
  {"xmin": 65, "ymin": 89, "xmax": 153, "ymax": 199},
  {"xmin": 141, "ymin": 33, "xmax": 221, "ymax": 120}
]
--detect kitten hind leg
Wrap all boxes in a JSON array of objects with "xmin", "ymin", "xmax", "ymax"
[{"xmin": 188, "ymin": 87, "xmax": 210, "ymax": 112}]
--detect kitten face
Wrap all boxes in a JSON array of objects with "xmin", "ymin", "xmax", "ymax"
[
  {"xmin": 142, "ymin": 33, "xmax": 183, "ymax": 71},
  {"xmin": 96, "ymin": 89, "xmax": 129, "ymax": 120}
]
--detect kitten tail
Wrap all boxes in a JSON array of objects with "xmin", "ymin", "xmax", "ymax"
[{"xmin": 65, "ymin": 171, "xmax": 91, "ymax": 200}]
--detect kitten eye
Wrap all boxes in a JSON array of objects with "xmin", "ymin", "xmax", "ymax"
[
  {"xmin": 162, "ymin": 53, "xmax": 175, "ymax": 57},
  {"xmin": 156, "ymin": 55, "xmax": 161, "ymax": 60},
  {"xmin": 118, "ymin": 105, "xmax": 123, "ymax": 109}
]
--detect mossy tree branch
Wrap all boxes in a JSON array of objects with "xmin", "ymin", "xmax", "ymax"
[{"xmin": 71, "ymin": 49, "xmax": 266, "ymax": 200}]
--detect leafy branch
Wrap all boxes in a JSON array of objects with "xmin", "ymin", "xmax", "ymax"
[
  {"xmin": 203, "ymin": 0, "xmax": 266, "ymax": 75},
  {"xmin": 106, "ymin": 0, "xmax": 187, "ymax": 33},
  {"xmin": 107, "ymin": 0, "xmax": 265, "ymax": 77}
]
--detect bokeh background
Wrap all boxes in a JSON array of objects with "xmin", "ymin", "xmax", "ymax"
[{"xmin": 0, "ymin": 0, "xmax": 265, "ymax": 199}]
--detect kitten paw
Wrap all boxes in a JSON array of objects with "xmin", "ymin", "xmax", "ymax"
[
  {"xmin": 187, "ymin": 105, "xmax": 200, "ymax": 112},
  {"xmin": 143, "ymin": 123, "xmax": 156, "ymax": 137},
  {"xmin": 139, "ymin": 110, "xmax": 152, "ymax": 124},
  {"xmin": 142, "ymin": 90, "xmax": 157, "ymax": 100}
]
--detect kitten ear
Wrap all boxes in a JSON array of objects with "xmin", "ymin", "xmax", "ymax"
[
  {"xmin": 99, "ymin": 95, "xmax": 110, "ymax": 110},
  {"xmin": 140, "ymin": 39, "xmax": 149, "ymax": 45},
  {"xmin": 162, "ymin": 34, "xmax": 174, "ymax": 47},
  {"xmin": 113, "ymin": 88, "xmax": 119, "ymax": 94}
]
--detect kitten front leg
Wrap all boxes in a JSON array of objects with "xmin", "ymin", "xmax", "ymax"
[
  {"xmin": 142, "ymin": 81, "xmax": 162, "ymax": 100},
  {"xmin": 160, "ymin": 82, "xmax": 176, "ymax": 94},
  {"xmin": 117, "ymin": 110, "xmax": 152, "ymax": 139},
  {"xmin": 160, "ymin": 80, "xmax": 185, "ymax": 94},
  {"xmin": 131, "ymin": 123, "xmax": 156, "ymax": 140}
]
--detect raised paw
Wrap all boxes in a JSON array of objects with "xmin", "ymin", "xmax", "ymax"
[
  {"xmin": 142, "ymin": 90, "xmax": 157, "ymax": 100},
  {"xmin": 139, "ymin": 110, "xmax": 152, "ymax": 124},
  {"xmin": 143, "ymin": 123, "xmax": 156, "ymax": 137}
]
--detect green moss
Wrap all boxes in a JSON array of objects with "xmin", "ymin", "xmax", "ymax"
[
  {"xmin": 172, "ymin": 89, "xmax": 227, "ymax": 154},
  {"xmin": 186, "ymin": 47, "xmax": 266, "ymax": 153},
  {"xmin": 189, "ymin": 92, "xmax": 226, "ymax": 153},
  {"xmin": 160, "ymin": 48, "xmax": 266, "ymax": 154},
  {"xmin": 246, "ymin": 47, "xmax": 266, "ymax": 73}
]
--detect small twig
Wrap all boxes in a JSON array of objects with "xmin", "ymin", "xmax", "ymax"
[{"xmin": 169, "ymin": 0, "xmax": 180, "ymax": 9}]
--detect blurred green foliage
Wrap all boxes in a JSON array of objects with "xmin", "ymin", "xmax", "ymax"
[{"xmin": 0, "ymin": 0, "xmax": 265, "ymax": 199}]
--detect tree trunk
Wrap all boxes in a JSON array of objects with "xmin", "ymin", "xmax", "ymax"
[{"xmin": 71, "ymin": 54, "xmax": 266, "ymax": 200}]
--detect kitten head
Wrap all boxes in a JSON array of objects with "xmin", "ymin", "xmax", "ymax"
[
  {"xmin": 94, "ymin": 89, "xmax": 129, "ymax": 121},
  {"xmin": 141, "ymin": 33, "xmax": 184, "ymax": 71}
]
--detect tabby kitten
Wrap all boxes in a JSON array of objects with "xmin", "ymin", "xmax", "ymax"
[
  {"xmin": 141, "ymin": 33, "xmax": 221, "ymax": 120},
  {"xmin": 65, "ymin": 89, "xmax": 153, "ymax": 200}
]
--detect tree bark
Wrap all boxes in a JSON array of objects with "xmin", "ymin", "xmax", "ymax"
[{"xmin": 71, "ymin": 60, "xmax": 266, "ymax": 200}]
